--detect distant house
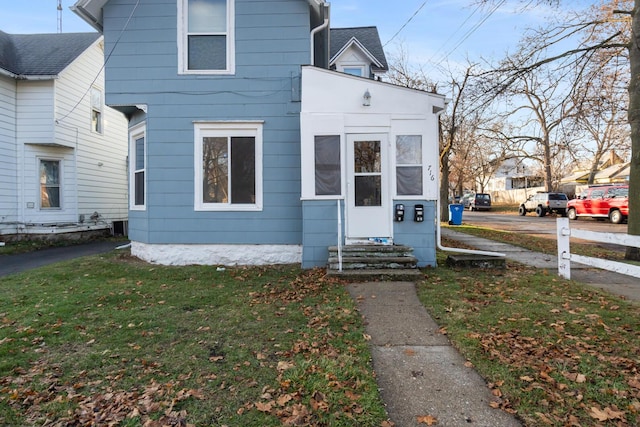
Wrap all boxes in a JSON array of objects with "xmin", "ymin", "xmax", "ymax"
[
  {"xmin": 0, "ymin": 30, "xmax": 129, "ymax": 239},
  {"xmin": 485, "ymin": 158, "xmax": 542, "ymax": 192},
  {"xmin": 72, "ymin": 0, "xmax": 446, "ymax": 268},
  {"xmin": 560, "ymin": 151, "xmax": 629, "ymax": 185}
]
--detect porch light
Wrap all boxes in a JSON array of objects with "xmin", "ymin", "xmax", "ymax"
[{"xmin": 362, "ymin": 89, "xmax": 371, "ymax": 106}]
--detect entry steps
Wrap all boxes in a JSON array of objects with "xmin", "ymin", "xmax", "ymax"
[{"xmin": 326, "ymin": 244, "xmax": 423, "ymax": 281}]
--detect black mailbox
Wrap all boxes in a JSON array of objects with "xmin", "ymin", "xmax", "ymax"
[
  {"xmin": 395, "ymin": 204, "xmax": 405, "ymax": 222},
  {"xmin": 414, "ymin": 204, "xmax": 424, "ymax": 222}
]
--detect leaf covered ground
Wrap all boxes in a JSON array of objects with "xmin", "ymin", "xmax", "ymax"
[
  {"xmin": 0, "ymin": 254, "xmax": 388, "ymax": 426},
  {"xmin": 418, "ymin": 258, "xmax": 640, "ymax": 427}
]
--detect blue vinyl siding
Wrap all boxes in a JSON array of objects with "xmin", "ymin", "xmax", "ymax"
[
  {"xmin": 104, "ymin": 0, "xmax": 310, "ymax": 246},
  {"xmin": 301, "ymin": 200, "xmax": 343, "ymax": 268},
  {"xmin": 392, "ymin": 200, "xmax": 437, "ymax": 267}
]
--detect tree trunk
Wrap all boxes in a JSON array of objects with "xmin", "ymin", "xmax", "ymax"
[{"xmin": 627, "ymin": 2, "xmax": 640, "ymax": 260}]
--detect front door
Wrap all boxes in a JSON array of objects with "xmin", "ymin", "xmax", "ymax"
[{"xmin": 345, "ymin": 134, "xmax": 392, "ymax": 243}]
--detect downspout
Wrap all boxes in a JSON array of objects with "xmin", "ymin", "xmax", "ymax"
[
  {"xmin": 432, "ymin": 105, "xmax": 505, "ymax": 258},
  {"xmin": 309, "ymin": 3, "xmax": 329, "ymax": 65}
]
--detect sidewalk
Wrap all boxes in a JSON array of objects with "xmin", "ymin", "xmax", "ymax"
[
  {"xmin": 440, "ymin": 227, "xmax": 640, "ymax": 302},
  {"xmin": 348, "ymin": 228, "xmax": 639, "ymax": 426}
]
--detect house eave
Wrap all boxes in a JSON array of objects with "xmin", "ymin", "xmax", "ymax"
[{"xmin": 71, "ymin": 0, "xmax": 107, "ymax": 32}]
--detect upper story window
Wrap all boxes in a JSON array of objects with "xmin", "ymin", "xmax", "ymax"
[
  {"xmin": 178, "ymin": 0, "xmax": 235, "ymax": 75},
  {"xmin": 341, "ymin": 66, "xmax": 365, "ymax": 77},
  {"xmin": 90, "ymin": 87, "xmax": 103, "ymax": 133}
]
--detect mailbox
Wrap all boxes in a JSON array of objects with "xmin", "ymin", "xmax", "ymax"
[
  {"xmin": 414, "ymin": 204, "xmax": 424, "ymax": 222},
  {"xmin": 395, "ymin": 204, "xmax": 405, "ymax": 222}
]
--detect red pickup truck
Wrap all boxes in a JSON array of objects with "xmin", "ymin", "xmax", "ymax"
[{"xmin": 566, "ymin": 184, "xmax": 628, "ymax": 224}]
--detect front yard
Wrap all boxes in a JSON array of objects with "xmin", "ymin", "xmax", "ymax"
[{"xmin": 2, "ymin": 241, "xmax": 640, "ymax": 426}]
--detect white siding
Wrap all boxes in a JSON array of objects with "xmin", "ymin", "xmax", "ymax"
[
  {"xmin": 0, "ymin": 75, "xmax": 18, "ymax": 233},
  {"xmin": 16, "ymin": 81, "xmax": 57, "ymax": 144},
  {"xmin": 55, "ymin": 38, "xmax": 129, "ymax": 225}
]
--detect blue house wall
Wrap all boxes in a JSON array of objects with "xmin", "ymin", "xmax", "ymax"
[
  {"xmin": 301, "ymin": 199, "xmax": 436, "ymax": 268},
  {"xmin": 102, "ymin": 0, "xmax": 310, "ymax": 246}
]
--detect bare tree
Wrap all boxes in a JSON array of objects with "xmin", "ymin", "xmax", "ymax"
[{"xmin": 478, "ymin": 0, "xmax": 639, "ymax": 260}]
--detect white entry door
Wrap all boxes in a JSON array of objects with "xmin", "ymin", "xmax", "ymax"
[{"xmin": 346, "ymin": 134, "xmax": 392, "ymax": 243}]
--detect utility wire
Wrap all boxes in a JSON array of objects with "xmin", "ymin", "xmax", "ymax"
[
  {"xmin": 56, "ymin": 0, "xmax": 141, "ymax": 123},
  {"xmin": 383, "ymin": 0, "xmax": 429, "ymax": 47}
]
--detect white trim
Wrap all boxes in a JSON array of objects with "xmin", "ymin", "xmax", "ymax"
[
  {"xmin": 37, "ymin": 157, "xmax": 63, "ymax": 210},
  {"xmin": 177, "ymin": 0, "xmax": 236, "ymax": 75},
  {"xmin": 131, "ymin": 241, "xmax": 302, "ymax": 266},
  {"xmin": 90, "ymin": 86, "xmax": 104, "ymax": 134},
  {"xmin": 194, "ymin": 121, "xmax": 263, "ymax": 211},
  {"xmin": 329, "ymin": 37, "xmax": 384, "ymax": 69},
  {"xmin": 129, "ymin": 122, "xmax": 146, "ymax": 211}
]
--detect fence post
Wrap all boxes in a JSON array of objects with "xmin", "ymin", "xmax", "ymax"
[{"xmin": 556, "ymin": 217, "xmax": 571, "ymax": 280}]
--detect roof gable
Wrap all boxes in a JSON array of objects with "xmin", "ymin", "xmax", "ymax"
[
  {"xmin": 0, "ymin": 30, "xmax": 100, "ymax": 77},
  {"xmin": 330, "ymin": 27, "xmax": 388, "ymax": 71}
]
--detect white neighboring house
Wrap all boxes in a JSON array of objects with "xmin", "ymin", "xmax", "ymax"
[{"xmin": 0, "ymin": 30, "xmax": 128, "ymax": 239}]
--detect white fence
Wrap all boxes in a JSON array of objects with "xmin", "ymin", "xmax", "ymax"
[{"xmin": 556, "ymin": 217, "xmax": 640, "ymax": 280}]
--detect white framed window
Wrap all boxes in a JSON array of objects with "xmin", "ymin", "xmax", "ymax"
[
  {"xmin": 129, "ymin": 122, "xmax": 146, "ymax": 210},
  {"xmin": 39, "ymin": 159, "xmax": 62, "ymax": 209},
  {"xmin": 396, "ymin": 135, "xmax": 423, "ymax": 196},
  {"xmin": 178, "ymin": 0, "xmax": 235, "ymax": 74},
  {"xmin": 195, "ymin": 122, "xmax": 263, "ymax": 211},
  {"xmin": 90, "ymin": 87, "xmax": 103, "ymax": 133},
  {"xmin": 314, "ymin": 135, "xmax": 342, "ymax": 196}
]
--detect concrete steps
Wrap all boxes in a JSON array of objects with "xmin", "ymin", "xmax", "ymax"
[{"xmin": 326, "ymin": 244, "xmax": 422, "ymax": 281}]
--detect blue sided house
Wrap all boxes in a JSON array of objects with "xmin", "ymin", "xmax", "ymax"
[{"xmin": 72, "ymin": 0, "xmax": 446, "ymax": 268}]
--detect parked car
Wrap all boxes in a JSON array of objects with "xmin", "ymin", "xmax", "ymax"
[
  {"xmin": 566, "ymin": 184, "xmax": 629, "ymax": 224},
  {"xmin": 518, "ymin": 192, "xmax": 568, "ymax": 217},
  {"xmin": 467, "ymin": 193, "xmax": 492, "ymax": 211}
]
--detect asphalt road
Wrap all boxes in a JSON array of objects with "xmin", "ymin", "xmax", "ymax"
[{"xmin": 461, "ymin": 209, "xmax": 628, "ymax": 237}]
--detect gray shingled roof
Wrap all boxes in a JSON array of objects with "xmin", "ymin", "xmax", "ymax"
[
  {"xmin": 0, "ymin": 31, "xmax": 100, "ymax": 77},
  {"xmin": 330, "ymin": 27, "xmax": 388, "ymax": 71}
]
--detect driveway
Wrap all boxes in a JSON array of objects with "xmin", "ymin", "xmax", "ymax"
[{"xmin": 0, "ymin": 241, "xmax": 128, "ymax": 277}]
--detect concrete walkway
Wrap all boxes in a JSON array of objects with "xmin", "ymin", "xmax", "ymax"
[
  {"xmin": 441, "ymin": 227, "xmax": 640, "ymax": 302},
  {"xmin": 346, "ymin": 228, "xmax": 640, "ymax": 426},
  {"xmin": 347, "ymin": 281, "xmax": 522, "ymax": 427}
]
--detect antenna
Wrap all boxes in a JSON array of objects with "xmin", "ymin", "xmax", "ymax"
[{"xmin": 57, "ymin": 0, "xmax": 63, "ymax": 33}]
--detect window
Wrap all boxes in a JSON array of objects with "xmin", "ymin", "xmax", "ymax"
[
  {"xmin": 396, "ymin": 135, "xmax": 423, "ymax": 196},
  {"xmin": 40, "ymin": 159, "xmax": 61, "ymax": 209},
  {"xmin": 178, "ymin": 0, "xmax": 235, "ymax": 74},
  {"xmin": 195, "ymin": 122, "xmax": 262, "ymax": 210},
  {"xmin": 90, "ymin": 87, "xmax": 103, "ymax": 133},
  {"xmin": 129, "ymin": 123, "xmax": 146, "ymax": 209},
  {"xmin": 342, "ymin": 67, "xmax": 364, "ymax": 77},
  {"xmin": 314, "ymin": 135, "xmax": 341, "ymax": 196}
]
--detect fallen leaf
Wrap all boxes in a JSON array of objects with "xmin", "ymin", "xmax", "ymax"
[{"xmin": 416, "ymin": 414, "xmax": 438, "ymax": 425}]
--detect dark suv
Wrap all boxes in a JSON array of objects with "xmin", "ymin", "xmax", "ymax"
[
  {"xmin": 468, "ymin": 193, "xmax": 491, "ymax": 211},
  {"xmin": 518, "ymin": 192, "xmax": 568, "ymax": 217},
  {"xmin": 566, "ymin": 185, "xmax": 628, "ymax": 224}
]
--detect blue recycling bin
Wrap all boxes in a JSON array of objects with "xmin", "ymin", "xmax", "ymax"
[{"xmin": 448, "ymin": 203, "xmax": 463, "ymax": 225}]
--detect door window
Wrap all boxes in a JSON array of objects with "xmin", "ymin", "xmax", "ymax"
[{"xmin": 354, "ymin": 140, "xmax": 381, "ymax": 206}]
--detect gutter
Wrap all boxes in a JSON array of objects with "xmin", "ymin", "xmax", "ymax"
[
  {"xmin": 309, "ymin": 3, "xmax": 330, "ymax": 65},
  {"xmin": 70, "ymin": 4, "xmax": 103, "ymax": 32},
  {"xmin": 432, "ymin": 103, "xmax": 505, "ymax": 258}
]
